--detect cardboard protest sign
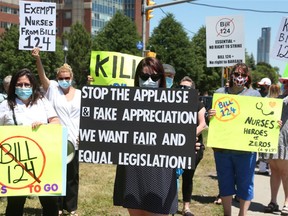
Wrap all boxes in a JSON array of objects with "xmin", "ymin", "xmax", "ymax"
[
  {"xmin": 19, "ymin": 1, "xmax": 56, "ymax": 51},
  {"xmin": 207, "ymin": 94, "xmax": 283, "ymax": 153},
  {"xmin": 271, "ymin": 17, "xmax": 288, "ymax": 62},
  {"xmin": 89, "ymin": 51, "xmax": 143, "ymax": 87},
  {"xmin": 0, "ymin": 125, "xmax": 67, "ymax": 196},
  {"xmin": 79, "ymin": 86, "xmax": 198, "ymax": 169}
]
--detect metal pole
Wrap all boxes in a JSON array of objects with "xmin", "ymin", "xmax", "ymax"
[
  {"xmin": 142, "ymin": 0, "xmax": 195, "ymax": 57},
  {"xmin": 221, "ymin": 67, "xmax": 224, "ymax": 87},
  {"xmin": 142, "ymin": 0, "xmax": 146, "ymax": 57},
  {"xmin": 146, "ymin": 0, "xmax": 195, "ymax": 10}
]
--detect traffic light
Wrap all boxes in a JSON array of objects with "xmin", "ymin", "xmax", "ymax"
[
  {"xmin": 145, "ymin": 51, "xmax": 156, "ymax": 58},
  {"xmin": 146, "ymin": 0, "xmax": 155, "ymax": 21}
]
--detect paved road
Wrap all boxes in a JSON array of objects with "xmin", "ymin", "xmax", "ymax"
[{"xmin": 232, "ymin": 170, "xmax": 285, "ymax": 216}]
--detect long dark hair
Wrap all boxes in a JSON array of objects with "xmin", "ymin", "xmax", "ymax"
[
  {"xmin": 228, "ymin": 62, "xmax": 251, "ymax": 88},
  {"xmin": 7, "ymin": 68, "xmax": 43, "ymax": 109},
  {"xmin": 134, "ymin": 57, "xmax": 166, "ymax": 88}
]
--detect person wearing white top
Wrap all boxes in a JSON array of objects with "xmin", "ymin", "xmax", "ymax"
[
  {"xmin": 0, "ymin": 68, "xmax": 60, "ymax": 216},
  {"xmin": 32, "ymin": 47, "xmax": 81, "ymax": 216}
]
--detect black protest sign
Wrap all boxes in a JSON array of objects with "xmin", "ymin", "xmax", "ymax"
[{"xmin": 79, "ymin": 86, "xmax": 198, "ymax": 169}]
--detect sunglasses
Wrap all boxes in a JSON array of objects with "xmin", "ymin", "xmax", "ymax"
[
  {"xmin": 176, "ymin": 85, "xmax": 191, "ymax": 89},
  {"xmin": 58, "ymin": 77, "xmax": 71, "ymax": 81},
  {"xmin": 139, "ymin": 73, "xmax": 161, "ymax": 82},
  {"xmin": 233, "ymin": 72, "xmax": 247, "ymax": 78}
]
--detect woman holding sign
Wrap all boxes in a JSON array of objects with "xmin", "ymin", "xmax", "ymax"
[
  {"xmin": 113, "ymin": 57, "xmax": 178, "ymax": 216},
  {"xmin": 32, "ymin": 47, "xmax": 81, "ymax": 216},
  {"xmin": 208, "ymin": 63, "xmax": 261, "ymax": 216},
  {"xmin": 0, "ymin": 69, "xmax": 60, "ymax": 216}
]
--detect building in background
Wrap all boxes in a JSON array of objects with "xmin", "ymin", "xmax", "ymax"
[
  {"xmin": 257, "ymin": 27, "xmax": 271, "ymax": 64},
  {"xmin": 0, "ymin": 0, "xmax": 147, "ymax": 39},
  {"xmin": 0, "ymin": 0, "xmax": 20, "ymax": 34}
]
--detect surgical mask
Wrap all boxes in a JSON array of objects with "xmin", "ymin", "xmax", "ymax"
[
  {"xmin": 165, "ymin": 77, "xmax": 173, "ymax": 88},
  {"xmin": 58, "ymin": 80, "xmax": 71, "ymax": 89},
  {"xmin": 139, "ymin": 77, "xmax": 159, "ymax": 88},
  {"xmin": 15, "ymin": 87, "xmax": 33, "ymax": 100}
]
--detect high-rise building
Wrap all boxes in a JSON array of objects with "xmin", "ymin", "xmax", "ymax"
[
  {"xmin": 257, "ymin": 27, "xmax": 271, "ymax": 64},
  {"xmin": 0, "ymin": 0, "xmax": 147, "ymax": 39}
]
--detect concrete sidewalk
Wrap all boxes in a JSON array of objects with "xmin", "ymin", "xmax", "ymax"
[{"xmin": 232, "ymin": 171, "xmax": 285, "ymax": 216}]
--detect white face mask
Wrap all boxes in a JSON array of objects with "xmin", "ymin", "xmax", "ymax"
[{"xmin": 139, "ymin": 77, "xmax": 159, "ymax": 88}]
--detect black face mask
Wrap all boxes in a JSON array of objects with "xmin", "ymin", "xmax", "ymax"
[{"xmin": 260, "ymin": 86, "xmax": 266, "ymax": 91}]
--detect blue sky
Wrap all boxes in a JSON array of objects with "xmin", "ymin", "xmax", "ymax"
[{"xmin": 149, "ymin": 0, "xmax": 288, "ymax": 76}]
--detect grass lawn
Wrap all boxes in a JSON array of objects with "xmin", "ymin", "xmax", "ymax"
[{"xmin": 0, "ymin": 130, "xmax": 224, "ymax": 215}]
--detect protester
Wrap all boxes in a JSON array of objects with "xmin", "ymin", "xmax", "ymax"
[
  {"xmin": 0, "ymin": 69, "xmax": 60, "ymax": 216},
  {"xmin": 279, "ymin": 77, "xmax": 288, "ymax": 97},
  {"xmin": 208, "ymin": 63, "xmax": 261, "ymax": 216},
  {"xmin": 262, "ymin": 81, "xmax": 288, "ymax": 214},
  {"xmin": 255, "ymin": 77, "xmax": 272, "ymax": 175},
  {"xmin": 32, "ymin": 47, "xmax": 81, "ymax": 216},
  {"xmin": 113, "ymin": 57, "xmax": 178, "ymax": 216},
  {"xmin": 258, "ymin": 77, "xmax": 271, "ymax": 97},
  {"xmin": 267, "ymin": 84, "xmax": 281, "ymax": 98},
  {"xmin": 0, "ymin": 75, "xmax": 12, "ymax": 103},
  {"xmin": 163, "ymin": 63, "xmax": 176, "ymax": 88},
  {"xmin": 177, "ymin": 76, "xmax": 207, "ymax": 216}
]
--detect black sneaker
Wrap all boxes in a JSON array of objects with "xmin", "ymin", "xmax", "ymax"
[{"xmin": 264, "ymin": 202, "xmax": 279, "ymax": 213}]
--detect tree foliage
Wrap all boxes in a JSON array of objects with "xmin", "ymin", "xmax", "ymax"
[
  {"xmin": 251, "ymin": 62, "xmax": 280, "ymax": 85},
  {"xmin": 64, "ymin": 22, "xmax": 92, "ymax": 88},
  {"xmin": 190, "ymin": 26, "xmax": 222, "ymax": 95},
  {"xmin": 0, "ymin": 25, "xmax": 65, "ymax": 84},
  {"xmin": 92, "ymin": 11, "xmax": 141, "ymax": 56},
  {"xmin": 148, "ymin": 13, "xmax": 193, "ymax": 85}
]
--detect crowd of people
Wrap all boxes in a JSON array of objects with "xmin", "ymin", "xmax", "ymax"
[{"xmin": 0, "ymin": 55, "xmax": 287, "ymax": 216}]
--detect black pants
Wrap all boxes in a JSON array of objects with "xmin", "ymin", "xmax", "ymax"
[
  {"xmin": 58, "ymin": 150, "xmax": 79, "ymax": 212},
  {"xmin": 182, "ymin": 145, "xmax": 204, "ymax": 202},
  {"xmin": 5, "ymin": 196, "xmax": 58, "ymax": 216}
]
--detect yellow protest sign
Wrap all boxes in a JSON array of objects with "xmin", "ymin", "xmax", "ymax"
[
  {"xmin": 0, "ymin": 124, "xmax": 67, "ymax": 196},
  {"xmin": 207, "ymin": 93, "xmax": 283, "ymax": 153},
  {"xmin": 89, "ymin": 51, "xmax": 143, "ymax": 87}
]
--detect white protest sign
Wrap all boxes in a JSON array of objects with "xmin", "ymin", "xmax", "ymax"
[
  {"xmin": 19, "ymin": 1, "xmax": 56, "ymax": 51},
  {"xmin": 271, "ymin": 17, "xmax": 288, "ymax": 62},
  {"xmin": 206, "ymin": 15, "xmax": 245, "ymax": 67}
]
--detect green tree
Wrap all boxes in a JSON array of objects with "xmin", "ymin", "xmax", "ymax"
[
  {"xmin": 245, "ymin": 51, "xmax": 256, "ymax": 71},
  {"xmin": 148, "ymin": 13, "xmax": 193, "ymax": 84},
  {"xmin": 65, "ymin": 22, "xmax": 92, "ymax": 88},
  {"xmin": 0, "ymin": 25, "xmax": 65, "ymax": 81},
  {"xmin": 251, "ymin": 62, "xmax": 280, "ymax": 85},
  {"xmin": 92, "ymin": 11, "xmax": 141, "ymax": 56},
  {"xmin": 190, "ymin": 26, "xmax": 222, "ymax": 95}
]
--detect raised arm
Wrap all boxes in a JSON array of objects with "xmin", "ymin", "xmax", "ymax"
[
  {"xmin": 32, "ymin": 47, "xmax": 50, "ymax": 91},
  {"xmin": 197, "ymin": 107, "xmax": 207, "ymax": 137}
]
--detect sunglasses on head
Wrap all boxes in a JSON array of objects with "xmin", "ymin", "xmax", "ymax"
[
  {"xmin": 233, "ymin": 72, "xmax": 247, "ymax": 77},
  {"xmin": 176, "ymin": 85, "xmax": 191, "ymax": 89},
  {"xmin": 139, "ymin": 73, "xmax": 161, "ymax": 82}
]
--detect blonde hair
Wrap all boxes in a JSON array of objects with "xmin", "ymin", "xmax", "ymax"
[
  {"xmin": 56, "ymin": 63, "xmax": 73, "ymax": 79},
  {"xmin": 267, "ymin": 84, "xmax": 281, "ymax": 98},
  {"xmin": 3, "ymin": 75, "xmax": 12, "ymax": 92}
]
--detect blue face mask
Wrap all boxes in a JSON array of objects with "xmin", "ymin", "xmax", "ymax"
[
  {"xmin": 139, "ymin": 77, "xmax": 159, "ymax": 88},
  {"xmin": 15, "ymin": 87, "xmax": 33, "ymax": 100},
  {"xmin": 58, "ymin": 80, "xmax": 71, "ymax": 89},
  {"xmin": 165, "ymin": 77, "xmax": 174, "ymax": 88}
]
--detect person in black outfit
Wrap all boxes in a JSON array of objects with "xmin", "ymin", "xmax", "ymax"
[{"xmin": 177, "ymin": 76, "xmax": 207, "ymax": 216}]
